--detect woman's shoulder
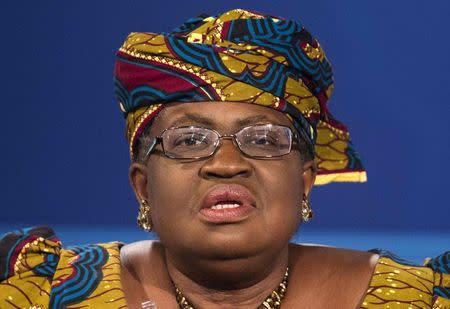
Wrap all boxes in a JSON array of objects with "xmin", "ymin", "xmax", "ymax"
[
  {"xmin": 288, "ymin": 244, "xmax": 450, "ymax": 308},
  {"xmin": 287, "ymin": 244, "xmax": 379, "ymax": 308},
  {"xmin": 361, "ymin": 249, "xmax": 450, "ymax": 308},
  {"xmin": 0, "ymin": 226, "xmax": 126, "ymax": 308},
  {"xmin": 290, "ymin": 244, "xmax": 379, "ymax": 274},
  {"xmin": 120, "ymin": 239, "xmax": 166, "ymax": 289},
  {"xmin": 120, "ymin": 239, "xmax": 164, "ymax": 266},
  {"xmin": 120, "ymin": 240, "xmax": 178, "ymax": 307}
]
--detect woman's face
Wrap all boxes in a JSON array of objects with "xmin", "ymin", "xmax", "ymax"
[{"xmin": 130, "ymin": 102, "xmax": 315, "ymax": 261}]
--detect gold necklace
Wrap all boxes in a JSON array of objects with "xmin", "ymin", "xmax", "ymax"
[{"xmin": 174, "ymin": 267, "xmax": 289, "ymax": 309}]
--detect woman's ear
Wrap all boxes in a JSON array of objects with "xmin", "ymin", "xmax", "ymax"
[
  {"xmin": 301, "ymin": 160, "xmax": 317, "ymax": 198},
  {"xmin": 129, "ymin": 162, "xmax": 149, "ymax": 201}
]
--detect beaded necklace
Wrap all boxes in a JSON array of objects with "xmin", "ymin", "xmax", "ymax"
[{"xmin": 174, "ymin": 267, "xmax": 289, "ymax": 309}]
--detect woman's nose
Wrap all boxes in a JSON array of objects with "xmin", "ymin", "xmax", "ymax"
[{"xmin": 199, "ymin": 139, "xmax": 252, "ymax": 179}]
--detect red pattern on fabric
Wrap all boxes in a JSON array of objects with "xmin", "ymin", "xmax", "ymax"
[
  {"xmin": 9, "ymin": 235, "xmax": 40, "ymax": 276},
  {"xmin": 116, "ymin": 54, "xmax": 209, "ymax": 94},
  {"xmin": 221, "ymin": 22, "xmax": 231, "ymax": 41}
]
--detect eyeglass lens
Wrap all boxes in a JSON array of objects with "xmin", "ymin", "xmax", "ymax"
[{"xmin": 160, "ymin": 124, "xmax": 293, "ymax": 159}]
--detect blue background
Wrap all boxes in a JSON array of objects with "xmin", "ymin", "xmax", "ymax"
[{"xmin": 1, "ymin": 1, "xmax": 448, "ymax": 258}]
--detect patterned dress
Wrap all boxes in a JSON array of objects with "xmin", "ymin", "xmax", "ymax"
[{"xmin": 1, "ymin": 226, "xmax": 448, "ymax": 308}]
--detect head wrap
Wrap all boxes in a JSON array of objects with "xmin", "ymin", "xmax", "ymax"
[{"xmin": 114, "ymin": 9, "xmax": 367, "ymax": 185}]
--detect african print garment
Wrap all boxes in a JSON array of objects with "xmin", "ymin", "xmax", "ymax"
[
  {"xmin": 362, "ymin": 250, "xmax": 450, "ymax": 308},
  {"xmin": 0, "ymin": 226, "xmax": 126, "ymax": 308},
  {"xmin": 1, "ymin": 227, "xmax": 449, "ymax": 308}
]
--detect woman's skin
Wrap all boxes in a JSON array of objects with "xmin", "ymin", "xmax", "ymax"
[{"xmin": 121, "ymin": 102, "xmax": 379, "ymax": 308}]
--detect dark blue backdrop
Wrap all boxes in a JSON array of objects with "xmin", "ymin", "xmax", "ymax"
[{"xmin": 1, "ymin": 1, "xmax": 449, "ymax": 232}]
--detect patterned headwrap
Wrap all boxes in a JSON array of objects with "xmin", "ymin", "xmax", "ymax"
[{"xmin": 114, "ymin": 9, "xmax": 367, "ymax": 185}]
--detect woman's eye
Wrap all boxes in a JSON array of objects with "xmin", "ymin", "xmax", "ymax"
[
  {"xmin": 249, "ymin": 135, "xmax": 277, "ymax": 146},
  {"xmin": 254, "ymin": 138, "xmax": 270, "ymax": 145},
  {"xmin": 174, "ymin": 134, "xmax": 208, "ymax": 147}
]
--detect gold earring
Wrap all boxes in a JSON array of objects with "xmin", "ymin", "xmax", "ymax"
[
  {"xmin": 137, "ymin": 199, "xmax": 152, "ymax": 232},
  {"xmin": 300, "ymin": 196, "xmax": 313, "ymax": 222}
]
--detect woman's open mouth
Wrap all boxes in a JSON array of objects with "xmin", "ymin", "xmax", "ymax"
[
  {"xmin": 199, "ymin": 185, "xmax": 256, "ymax": 223},
  {"xmin": 210, "ymin": 203, "xmax": 241, "ymax": 210}
]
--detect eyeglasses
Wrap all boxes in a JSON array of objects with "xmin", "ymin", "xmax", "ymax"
[{"xmin": 146, "ymin": 123, "xmax": 299, "ymax": 159}]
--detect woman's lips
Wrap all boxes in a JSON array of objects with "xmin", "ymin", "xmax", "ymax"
[{"xmin": 199, "ymin": 185, "xmax": 256, "ymax": 223}]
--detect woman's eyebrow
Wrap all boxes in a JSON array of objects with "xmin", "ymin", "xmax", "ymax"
[
  {"xmin": 169, "ymin": 113, "xmax": 214, "ymax": 127},
  {"xmin": 168, "ymin": 113, "xmax": 275, "ymax": 128},
  {"xmin": 237, "ymin": 115, "xmax": 274, "ymax": 127}
]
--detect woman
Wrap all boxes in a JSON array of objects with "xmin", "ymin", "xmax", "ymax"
[{"xmin": 1, "ymin": 9, "xmax": 448, "ymax": 309}]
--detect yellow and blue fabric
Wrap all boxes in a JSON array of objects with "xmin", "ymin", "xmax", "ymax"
[
  {"xmin": 1, "ymin": 227, "xmax": 449, "ymax": 308},
  {"xmin": 114, "ymin": 9, "xmax": 367, "ymax": 185},
  {"xmin": 0, "ymin": 227, "xmax": 125, "ymax": 308}
]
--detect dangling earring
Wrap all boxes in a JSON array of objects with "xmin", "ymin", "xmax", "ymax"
[
  {"xmin": 300, "ymin": 195, "xmax": 313, "ymax": 222},
  {"xmin": 137, "ymin": 199, "xmax": 152, "ymax": 232}
]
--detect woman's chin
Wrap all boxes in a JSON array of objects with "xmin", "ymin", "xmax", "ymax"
[{"xmin": 183, "ymin": 229, "xmax": 271, "ymax": 261}]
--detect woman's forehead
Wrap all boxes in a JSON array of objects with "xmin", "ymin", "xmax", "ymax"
[{"xmin": 153, "ymin": 102, "xmax": 293, "ymax": 130}]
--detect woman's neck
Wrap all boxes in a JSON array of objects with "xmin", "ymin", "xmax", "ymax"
[{"xmin": 164, "ymin": 246, "xmax": 290, "ymax": 308}]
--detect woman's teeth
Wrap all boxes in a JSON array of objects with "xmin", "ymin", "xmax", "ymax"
[{"xmin": 210, "ymin": 203, "xmax": 240, "ymax": 210}]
